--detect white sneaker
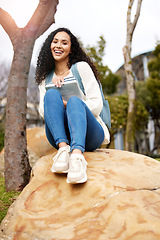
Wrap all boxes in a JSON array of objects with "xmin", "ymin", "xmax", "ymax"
[
  {"xmin": 51, "ymin": 145, "xmax": 70, "ymax": 173},
  {"xmin": 67, "ymin": 154, "xmax": 88, "ymax": 184}
]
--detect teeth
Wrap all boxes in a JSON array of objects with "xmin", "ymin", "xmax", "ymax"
[{"xmin": 55, "ymin": 51, "xmax": 62, "ymax": 54}]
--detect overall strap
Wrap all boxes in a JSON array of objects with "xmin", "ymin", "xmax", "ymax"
[
  {"xmin": 71, "ymin": 62, "xmax": 111, "ymax": 129},
  {"xmin": 71, "ymin": 63, "xmax": 85, "ymax": 95},
  {"xmin": 45, "ymin": 70, "xmax": 54, "ymax": 86},
  {"xmin": 45, "ymin": 64, "xmax": 85, "ymax": 94}
]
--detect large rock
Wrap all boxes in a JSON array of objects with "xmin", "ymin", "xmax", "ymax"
[
  {"xmin": 0, "ymin": 127, "xmax": 55, "ymax": 176},
  {"xmin": 1, "ymin": 149, "xmax": 160, "ymax": 240},
  {"xmin": 26, "ymin": 127, "xmax": 55, "ymax": 158}
]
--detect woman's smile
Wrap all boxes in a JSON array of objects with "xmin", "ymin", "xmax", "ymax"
[{"xmin": 54, "ymin": 50, "xmax": 63, "ymax": 55}]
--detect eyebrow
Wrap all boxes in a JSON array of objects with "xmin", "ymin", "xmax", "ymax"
[{"xmin": 53, "ymin": 38, "xmax": 69, "ymax": 43}]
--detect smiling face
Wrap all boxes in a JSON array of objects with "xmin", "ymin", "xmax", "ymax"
[{"xmin": 50, "ymin": 31, "xmax": 71, "ymax": 63}]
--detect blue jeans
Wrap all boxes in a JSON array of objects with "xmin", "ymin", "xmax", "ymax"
[{"xmin": 44, "ymin": 89, "xmax": 104, "ymax": 153}]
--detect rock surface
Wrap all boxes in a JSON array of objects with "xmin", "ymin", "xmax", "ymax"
[
  {"xmin": 1, "ymin": 149, "xmax": 160, "ymax": 240},
  {"xmin": 0, "ymin": 127, "xmax": 55, "ymax": 176},
  {"xmin": 26, "ymin": 127, "xmax": 55, "ymax": 158}
]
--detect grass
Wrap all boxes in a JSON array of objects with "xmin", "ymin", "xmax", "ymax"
[
  {"xmin": 156, "ymin": 158, "xmax": 160, "ymax": 162},
  {"xmin": 0, "ymin": 176, "xmax": 20, "ymax": 223}
]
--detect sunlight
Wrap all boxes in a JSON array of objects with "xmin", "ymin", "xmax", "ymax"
[{"xmin": 0, "ymin": 0, "xmax": 39, "ymax": 27}]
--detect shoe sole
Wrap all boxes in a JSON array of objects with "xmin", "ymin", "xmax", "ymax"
[
  {"xmin": 66, "ymin": 175, "xmax": 87, "ymax": 184},
  {"xmin": 51, "ymin": 168, "xmax": 69, "ymax": 173}
]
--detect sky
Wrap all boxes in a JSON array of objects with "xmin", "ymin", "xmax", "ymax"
[{"xmin": 0, "ymin": 0, "xmax": 159, "ymax": 72}]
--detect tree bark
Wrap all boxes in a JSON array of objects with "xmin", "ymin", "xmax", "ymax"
[
  {"xmin": 4, "ymin": 33, "xmax": 34, "ymax": 191},
  {"xmin": 123, "ymin": 0, "xmax": 143, "ymax": 151},
  {"xmin": 0, "ymin": 0, "xmax": 59, "ymax": 191}
]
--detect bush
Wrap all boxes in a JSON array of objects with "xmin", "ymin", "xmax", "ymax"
[
  {"xmin": 107, "ymin": 94, "xmax": 149, "ymax": 138},
  {"xmin": 107, "ymin": 95, "xmax": 128, "ymax": 137}
]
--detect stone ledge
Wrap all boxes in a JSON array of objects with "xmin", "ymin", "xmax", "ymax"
[
  {"xmin": 0, "ymin": 127, "xmax": 55, "ymax": 177},
  {"xmin": 1, "ymin": 149, "xmax": 160, "ymax": 240}
]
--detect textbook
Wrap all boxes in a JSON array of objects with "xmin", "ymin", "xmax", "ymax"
[{"xmin": 45, "ymin": 76, "xmax": 84, "ymax": 101}]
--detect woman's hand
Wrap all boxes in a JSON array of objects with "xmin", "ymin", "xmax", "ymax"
[
  {"xmin": 63, "ymin": 99, "xmax": 67, "ymax": 108},
  {"xmin": 52, "ymin": 76, "xmax": 64, "ymax": 88}
]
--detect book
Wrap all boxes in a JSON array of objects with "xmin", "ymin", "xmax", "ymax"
[{"xmin": 45, "ymin": 76, "xmax": 84, "ymax": 101}]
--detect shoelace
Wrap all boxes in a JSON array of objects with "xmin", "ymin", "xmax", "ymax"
[
  {"xmin": 53, "ymin": 148, "xmax": 69, "ymax": 163},
  {"xmin": 70, "ymin": 158, "xmax": 87, "ymax": 172}
]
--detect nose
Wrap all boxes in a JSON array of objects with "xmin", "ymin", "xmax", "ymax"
[{"xmin": 56, "ymin": 41, "xmax": 61, "ymax": 48}]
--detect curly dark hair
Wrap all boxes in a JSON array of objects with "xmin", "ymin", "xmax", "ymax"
[{"xmin": 35, "ymin": 27, "xmax": 100, "ymax": 85}]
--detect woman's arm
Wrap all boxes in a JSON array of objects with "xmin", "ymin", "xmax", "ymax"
[
  {"xmin": 77, "ymin": 61, "xmax": 103, "ymax": 117},
  {"xmin": 38, "ymin": 81, "xmax": 46, "ymax": 118}
]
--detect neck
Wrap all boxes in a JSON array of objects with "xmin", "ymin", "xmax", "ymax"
[{"xmin": 55, "ymin": 61, "xmax": 69, "ymax": 75}]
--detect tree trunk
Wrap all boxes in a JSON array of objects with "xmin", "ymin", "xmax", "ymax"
[
  {"xmin": 123, "ymin": 45, "xmax": 136, "ymax": 151},
  {"xmin": 4, "ymin": 33, "xmax": 35, "ymax": 191},
  {"xmin": 0, "ymin": 0, "xmax": 59, "ymax": 191},
  {"xmin": 123, "ymin": 0, "xmax": 143, "ymax": 151}
]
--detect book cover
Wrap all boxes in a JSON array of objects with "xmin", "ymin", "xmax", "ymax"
[{"xmin": 45, "ymin": 76, "xmax": 84, "ymax": 101}]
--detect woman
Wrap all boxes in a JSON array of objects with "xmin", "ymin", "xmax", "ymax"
[{"xmin": 35, "ymin": 28, "xmax": 110, "ymax": 184}]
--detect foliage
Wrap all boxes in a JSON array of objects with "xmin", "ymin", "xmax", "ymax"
[
  {"xmin": 134, "ymin": 100, "xmax": 149, "ymax": 131},
  {"xmin": 107, "ymin": 95, "xmax": 149, "ymax": 138},
  {"xmin": 136, "ymin": 43, "xmax": 160, "ymax": 127},
  {"xmin": 102, "ymin": 71, "xmax": 121, "ymax": 95},
  {"xmin": 147, "ymin": 45, "xmax": 160, "ymax": 124},
  {"xmin": 85, "ymin": 36, "xmax": 121, "ymax": 95},
  {"xmin": 136, "ymin": 81, "xmax": 149, "ymax": 107},
  {"xmin": 0, "ymin": 177, "xmax": 20, "ymax": 223},
  {"xmin": 107, "ymin": 95, "xmax": 128, "ymax": 137}
]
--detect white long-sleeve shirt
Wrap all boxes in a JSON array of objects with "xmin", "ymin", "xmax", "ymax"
[{"xmin": 38, "ymin": 61, "xmax": 110, "ymax": 144}]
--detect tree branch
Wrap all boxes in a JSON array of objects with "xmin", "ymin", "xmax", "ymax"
[
  {"xmin": 127, "ymin": 0, "xmax": 143, "ymax": 38},
  {"xmin": 25, "ymin": 0, "xmax": 59, "ymax": 39},
  {"xmin": 132, "ymin": 0, "xmax": 143, "ymax": 33},
  {"xmin": 0, "ymin": 8, "xmax": 20, "ymax": 43}
]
